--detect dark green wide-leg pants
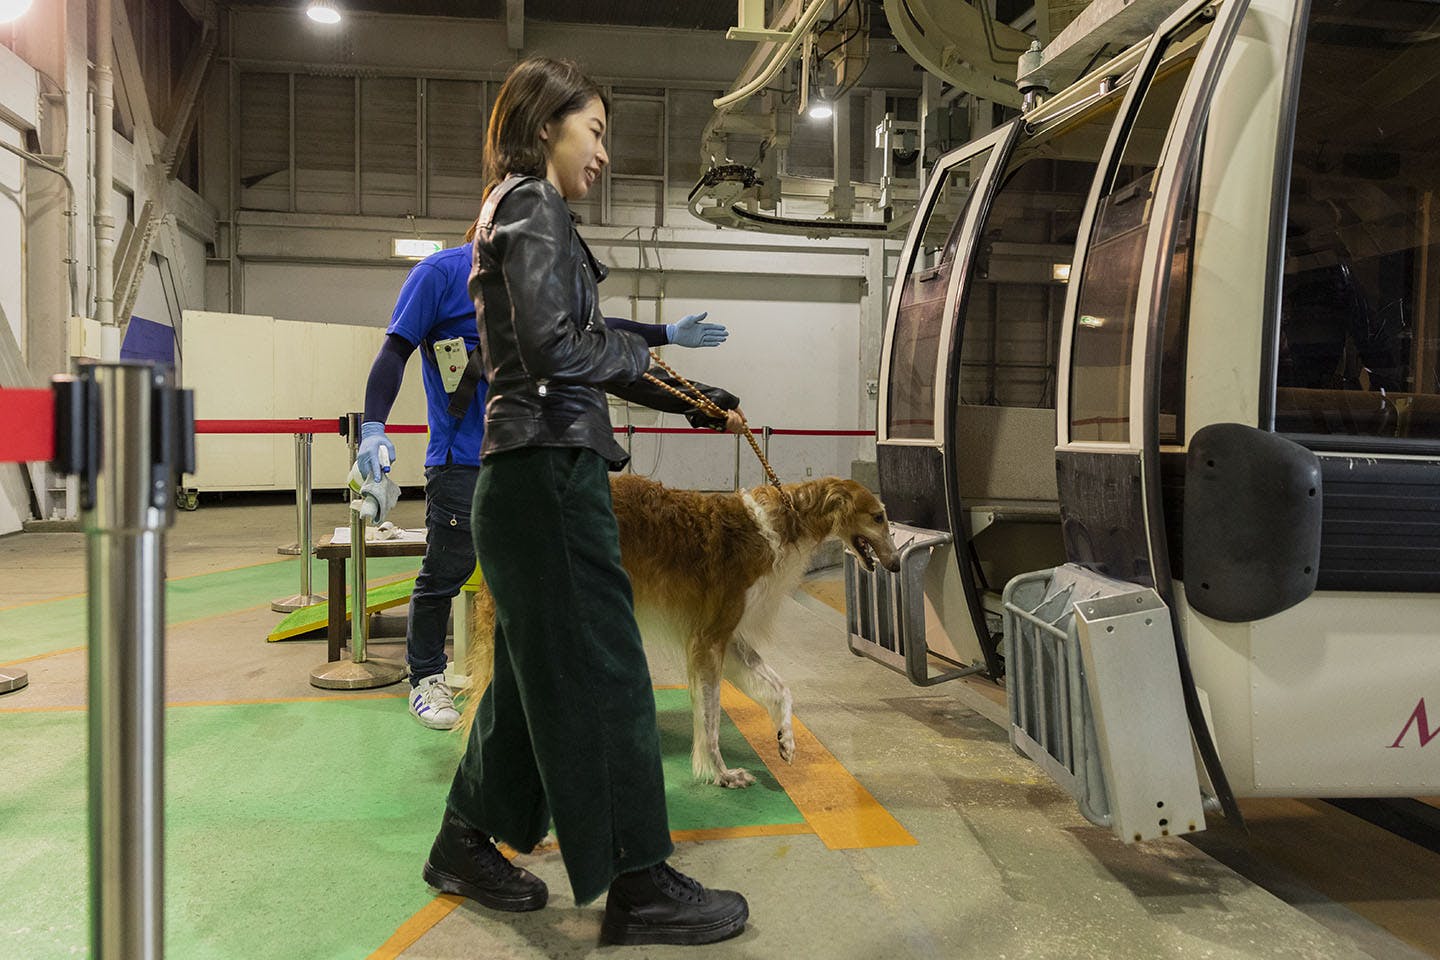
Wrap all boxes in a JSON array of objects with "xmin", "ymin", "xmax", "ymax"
[{"xmin": 445, "ymin": 446, "xmax": 674, "ymax": 905}]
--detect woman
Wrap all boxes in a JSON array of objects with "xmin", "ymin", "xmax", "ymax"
[{"xmin": 420, "ymin": 57, "xmax": 750, "ymax": 947}]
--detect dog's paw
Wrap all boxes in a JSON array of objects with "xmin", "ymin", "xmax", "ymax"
[
  {"xmin": 777, "ymin": 728, "xmax": 795, "ymax": 764},
  {"xmin": 717, "ymin": 767, "xmax": 756, "ymax": 789}
]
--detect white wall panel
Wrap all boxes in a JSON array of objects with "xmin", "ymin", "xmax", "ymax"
[
  {"xmin": 603, "ymin": 273, "xmax": 864, "ymax": 489},
  {"xmin": 181, "ymin": 310, "xmax": 428, "ymax": 492},
  {"xmin": 242, "ymin": 260, "xmax": 415, "ymax": 329}
]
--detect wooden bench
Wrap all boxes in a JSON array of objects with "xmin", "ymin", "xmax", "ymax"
[
  {"xmin": 314, "ymin": 535, "xmax": 427, "ymax": 662},
  {"xmin": 312, "ymin": 536, "xmax": 483, "ymax": 686}
]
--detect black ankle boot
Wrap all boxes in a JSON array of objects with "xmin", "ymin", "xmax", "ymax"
[
  {"xmin": 600, "ymin": 861, "xmax": 748, "ymax": 946},
  {"xmin": 421, "ymin": 810, "xmax": 547, "ymax": 912}
]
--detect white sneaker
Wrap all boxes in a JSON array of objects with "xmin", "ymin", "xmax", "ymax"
[{"xmin": 409, "ymin": 675, "xmax": 460, "ymax": 730}]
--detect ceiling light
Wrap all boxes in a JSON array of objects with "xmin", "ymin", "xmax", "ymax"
[
  {"xmin": 0, "ymin": 0, "xmax": 34, "ymax": 24},
  {"xmin": 1052, "ymin": 262, "xmax": 1071, "ymax": 282},
  {"xmin": 808, "ymin": 100, "xmax": 833, "ymax": 121},
  {"xmin": 1079, "ymin": 315, "xmax": 1106, "ymax": 328},
  {"xmin": 306, "ymin": 0, "xmax": 341, "ymax": 24}
]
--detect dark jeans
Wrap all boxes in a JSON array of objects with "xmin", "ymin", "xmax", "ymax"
[
  {"xmin": 446, "ymin": 446, "xmax": 673, "ymax": 905},
  {"xmin": 406, "ymin": 463, "xmax": 480, "ymax": 686}
]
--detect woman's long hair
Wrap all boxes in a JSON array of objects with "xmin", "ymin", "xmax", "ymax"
[{"xmin": 482, "ymin": 57, "xmax": 607, "ymax": 202}]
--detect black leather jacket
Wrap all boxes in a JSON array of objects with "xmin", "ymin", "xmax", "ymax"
[{"xmin": 469, "ymin": 176, "xmax": 738, "ymax": 468}]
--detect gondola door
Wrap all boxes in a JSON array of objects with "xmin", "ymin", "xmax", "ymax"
[
  {"xmin": 877, "ymin": 122, "xmax": 1020, "ymax": 676},
  {"xmin": 1055, "ymin": 0, "xmax": 1252, "ymax": 822}
]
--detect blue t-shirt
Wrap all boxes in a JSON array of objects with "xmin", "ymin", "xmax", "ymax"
[{"xmin": 386, "ymin": 243, "xmax": 487, "ymax": 467}]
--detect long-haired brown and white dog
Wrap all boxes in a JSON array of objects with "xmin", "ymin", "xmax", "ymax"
[{"xmin": 462, "ymin": 475, "xmax": 900, "ymax": 788}]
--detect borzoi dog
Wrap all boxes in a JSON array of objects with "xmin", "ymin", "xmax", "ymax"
[{"xmin": 463, "ymin": 475, "xmax": 900, "ymax": 788}]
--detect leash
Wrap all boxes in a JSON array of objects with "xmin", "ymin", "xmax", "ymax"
[{"xmin": 643, "ymin": 352, "xmax": 795, "ymax": 511}]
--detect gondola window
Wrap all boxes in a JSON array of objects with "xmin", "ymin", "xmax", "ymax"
[
  {"xmin": 887, "ymin": 148, "xmax": 994, "ymax": 439},
  {"xmin": 1274, "ymin": 0, "xmax": 1440, "ymax": 445}
]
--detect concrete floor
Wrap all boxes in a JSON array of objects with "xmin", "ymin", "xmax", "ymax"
[{"xmin": 0, "ymin": 496, "xmax": 1429, "ymax": 960}]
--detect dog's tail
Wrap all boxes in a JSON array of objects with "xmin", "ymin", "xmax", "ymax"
[{"xmin": 455, "ymin": 583, "xmax": 496, "ymax": 738}]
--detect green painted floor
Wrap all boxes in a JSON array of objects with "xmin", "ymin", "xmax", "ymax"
[
  {"xmin": 0, "ymin": 556, "xmax": 423, "ymax": 665},
  {"xmin": 0, "ymin": 691, "xmax": 801, "ymax": 960}
]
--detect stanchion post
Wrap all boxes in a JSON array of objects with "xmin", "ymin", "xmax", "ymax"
[
  {"xmin": 734, "ymin": 433, "xmax": 741, "ymax": 492},
  {"xmin": 762, "ymin": 425, "xmax": 771, "ymax": 463},
  {"xmin": 309, "ymin": 487, "xmax": 404, "ymax": 689},
  {"xmin": 345, "ymin": 411, "xmax": 362, "ymax": 467},
  {"xmin": 53, "ymin": 362, "xmax": 193, "ymax": 960},
  {"xmin": 350, "ymin": 508, "xmax": 370, "ymax": 660},
  {"xmin": 624, "ymin": 423, "xmax": 634, "ymax": 473},
  {"xmin": 272, "ymin": 422, "xmax": 324, "ymax": 611}
]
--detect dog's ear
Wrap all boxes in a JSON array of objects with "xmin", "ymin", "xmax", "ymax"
[{"xmin": 820, "ymin": 477, "xmax": 855, "ymax": 518}]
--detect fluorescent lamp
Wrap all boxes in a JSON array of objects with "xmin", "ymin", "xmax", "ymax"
[
  {"xmin": 0, "ymin": 0, "xmax": 34, "ymax": 23},
  {"xmin": 392, "ymin": 238, "xmax": 444, "ymax": 260},
  {"xmin": 306, "ymin": 0, "xmax": 341, "ymax": 24},
  {"xmin": 808, "ymin": 100, "xmax": 833, "ymax": 120},
  {"xmin": 1052, "ymin": 262, "xmax": 1071, "ymax": 282}
]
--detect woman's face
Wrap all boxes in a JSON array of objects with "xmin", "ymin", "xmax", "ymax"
[{"xmin": 541, "ymin": 96, "xmax": 608, "ymax": 201}]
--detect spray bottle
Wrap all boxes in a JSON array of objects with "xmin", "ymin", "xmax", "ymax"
[{"xmin": 347, "ymin": 447, "xmax": 391, "ymax": 521}]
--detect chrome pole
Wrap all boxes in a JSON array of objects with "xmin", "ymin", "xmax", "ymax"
[
  {"xmin": 734, "ymin": 433, "xmax": 741, "ymax": 491},
  {"xmin": 762, "ymin": 425, "xmax": 771, "ymax": 463},
  {"xmin": 272, "ymin": 425, "xmax": 323, "ymax": 611},
  {"xmin": 350, "ymin": 509, "xmax": 371, "ymax": 662},
  {"xmin": 309, "ymin": 484, "xmax": 404, "ymax": 689},
  {"xmin": 85, "ymin": 363, "xmax": 176, "ymax": 960},
  {"xmin": 276, "ymin": 432, "xmax": 303, "ymax": 554}
]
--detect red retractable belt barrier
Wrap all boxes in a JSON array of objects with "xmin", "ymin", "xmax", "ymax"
[
  {"xmin": 611, "ymin": 426, "xmax": 873, "ymax": 436},
  {"xmin": 192, "ymin": 419, "xmax": 429, "ymax": 435},
  {"xmin": 0, "ymin": 388, "xmax": 55, "ymax": 463},
  {"xmin": 767, "ymin": 429, "xmax": 872, "ymax": 437},
  {"xmin": 2, "ymin": 400, "xmax": 875, "ymax": 461}
]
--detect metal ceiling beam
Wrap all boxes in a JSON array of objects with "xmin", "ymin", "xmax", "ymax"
[
  {"xmin": 507, "ymin": 0, "xmax": 524, "ymax": 50},
  {"xmin": 160, "ymin": 3, "xmax": 219, "ymax": 178},
  {"xmin": 1019, "ymin": 0, "xmax": 1186, "ymax": 92},
  {"xmin": 882, "ymin": 0, "xmax": 1031, "ymax": 107}
]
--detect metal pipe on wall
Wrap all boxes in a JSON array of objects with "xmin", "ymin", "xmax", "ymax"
[
  {"xmin": 0, "ymin": 141, "xmax": 80, "ymax": 319},
  {"xmin": 95, "ymin": 0, "xmax": 118, "ymax": 359}
]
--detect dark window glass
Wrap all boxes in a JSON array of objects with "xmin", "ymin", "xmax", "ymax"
[
  {"xmin": 887, "ymin": 147, "xmax": 993, "ymax": 439},
  {"xmin": 1275, "ymin": 0, "xmax": 1440, "ymax": 443},
  {"xmin": 1069, "ymin": 27, "xmax": 1207, "ymax": 442},
  {"xmin": 959, "ymin": 102, "xmax": 1119, "ymax": 410}
]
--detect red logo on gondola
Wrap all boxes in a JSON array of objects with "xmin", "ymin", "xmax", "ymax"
[{"xmin": 1388, "ymin": 699, "xmax": 1438, "ymax": 748}]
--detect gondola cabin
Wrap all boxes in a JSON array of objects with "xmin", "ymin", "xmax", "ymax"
[{"xmin": 851, "ymin": 0, "xmax": 1440, "ymax": 841}]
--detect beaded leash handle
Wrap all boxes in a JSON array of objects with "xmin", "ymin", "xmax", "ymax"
[{"xmin": 642, "ymin": 352, "xmax": 794, "ymax": 510}]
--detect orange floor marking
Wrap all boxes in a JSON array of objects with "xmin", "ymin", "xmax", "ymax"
[
  {"xmin": 0, "ymin": 645, "xmax": 85, "ymax": 669},
  {"xmin": 367, "ymin": 894, "xmax": 462, "ymax": 960},
  {"xmin": 720, "ymin": 681, "xmax": 916, "ymax": 850},
  {"xmin": 671, "ymin": 822, "xmax": 814, "ymax": 843}
]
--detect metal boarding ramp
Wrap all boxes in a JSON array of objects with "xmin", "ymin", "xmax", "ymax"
[
  {"xmin": 1002, "ymin": 564, "xmax": 1209, "ymax": 842},
  {"xmin": 843, "ymin": 522, "xmax": 987, "ymax": 686},
  {"xmin": 844, "ymin": 534, "xmax": 1211, "ymax": 844}
]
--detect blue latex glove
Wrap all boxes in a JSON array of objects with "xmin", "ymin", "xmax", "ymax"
[
  {"xmin": 357, "ymin": 421, "xmax": 396, "ymax": 483},
  {"xmin": 666, "ymin": 312, "xmax": 728, "ymax": 348}
]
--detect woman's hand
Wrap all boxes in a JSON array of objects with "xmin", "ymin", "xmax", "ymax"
[{"xmin": 724, "ymin": 408, "xmax": 747, "ymax": 434}]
